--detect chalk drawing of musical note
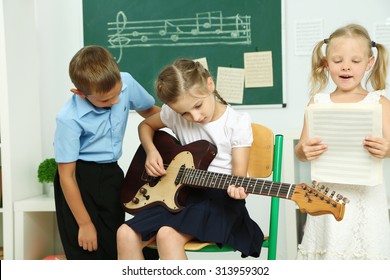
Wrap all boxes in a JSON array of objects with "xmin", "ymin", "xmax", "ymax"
[
  {"xmin": 107, "ymin": 10, "xmax": 251, "ymax": 60},
  {"xmin": 191, "ymin": 11, "xmax": 223, "ymax": 35},
  {"xmin": 107, "ymin": 11, "xmax": 133, "ymax": 62}
]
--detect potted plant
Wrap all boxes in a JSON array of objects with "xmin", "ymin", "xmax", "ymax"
[{"xmin": 37, "ymin": 158, "xmax": 57, "ymax": 197}]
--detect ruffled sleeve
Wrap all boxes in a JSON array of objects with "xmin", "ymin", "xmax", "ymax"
[
  {"xmin": 363, "ymin": 90, "xmax": 385, "ymax": 104},
  {"xmin": 160, "ymin": 104, "xmax": 176, "ymax": 127},
  {"xmin": 225, "ymin": 109, "xmax": 253, "ymax": 148}
]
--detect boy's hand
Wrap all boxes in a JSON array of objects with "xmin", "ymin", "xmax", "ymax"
[
  {"xmin": 227, "ymin": 185, "xmax": 248, "ymax": 200},
  {"xmin": 363, "ymin": 136, "xmax": 390, "ymax": 159},
  {"xmin": 78, "ymin": 221, "xmax": 98, "ymax": 251},
  {"xmin": 300, "ymin": 137, "xmax": 328, "ymax": 161}
]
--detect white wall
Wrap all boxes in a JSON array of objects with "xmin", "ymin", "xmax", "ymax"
[{"xmin": 34, "ymin": 0, "xmax": 390, "ymax": 259}]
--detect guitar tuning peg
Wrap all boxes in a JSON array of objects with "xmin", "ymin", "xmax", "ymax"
[
  {"xmin": 330, "ymin": 190, "xmax": 335, "ymax": 198},
  {"xmin": 336, "ymin": 193, "xmax": 343, "ymax": 202},
  {"xmin": 342, "ymin": 197, "xmax": 350, "ymax": 205},
  {"xmin": 324, "ymin": 187, "xmax": 329, "ymax": 194},
  {"xmin": 312, "ymin": 180, "xmax": 318, "ymax": 187}
]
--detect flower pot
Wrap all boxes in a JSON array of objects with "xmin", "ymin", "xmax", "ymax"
[{"xmin": 43, "ymin": 182, "xmax": 54, "ymax": 197}]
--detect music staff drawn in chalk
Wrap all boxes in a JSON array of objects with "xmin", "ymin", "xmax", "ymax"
[{"xmin": 107, "ymin": 11, "xmax": 251, "ymax": 62}]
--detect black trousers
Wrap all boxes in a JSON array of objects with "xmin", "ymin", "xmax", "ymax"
[{"xmin": 54, "ymin": 160, "xmax": 159, "ymax": 260}]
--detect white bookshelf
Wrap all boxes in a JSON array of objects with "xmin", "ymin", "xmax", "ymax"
[{"xmin": 14, "ymin": 195, "xmax": 63, "ymax": 260}]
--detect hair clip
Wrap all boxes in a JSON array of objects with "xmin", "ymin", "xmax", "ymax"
[{"xmin": 371, "ymin": 41, "xmax": 376, "ymax": 47}]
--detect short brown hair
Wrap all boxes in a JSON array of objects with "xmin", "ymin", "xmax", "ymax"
[{"xmin": 69, "ymin": 45, "xmax": 121, "ymax": 95}]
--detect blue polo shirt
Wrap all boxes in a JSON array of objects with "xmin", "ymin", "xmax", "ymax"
[{"xmin": 54, "ymin": 72, "xmax": 155, "ymax": 163}]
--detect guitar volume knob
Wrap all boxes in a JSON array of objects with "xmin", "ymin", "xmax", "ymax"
[
  {"xmin": 140, "ymin": 187, "xmax": 147, "ymax": 195},
  {"xmin": 132, "ymin": 197, "xmax": 139, "ymax": 204}
]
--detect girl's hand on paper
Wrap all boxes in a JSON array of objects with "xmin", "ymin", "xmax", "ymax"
[
  {"xmin": 363, "ymin": 136, "xmax": 389, "ymax": 159},
  {"xmin": 301, "ymin": 137, "xmax": 328, "ymax": 161}
]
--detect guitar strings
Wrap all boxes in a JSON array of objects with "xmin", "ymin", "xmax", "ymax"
[
  {"xmin": 182, "ymin": 168, "xmax": 295, "ymax": 199},
  {"xmin": 141, "ymin": 165, "xmax": 342, "ymax": 204}
]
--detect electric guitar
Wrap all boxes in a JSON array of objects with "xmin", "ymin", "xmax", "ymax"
[{"xmin": 121, "ymin": 130, "xmax": 348, "ymax": 221}]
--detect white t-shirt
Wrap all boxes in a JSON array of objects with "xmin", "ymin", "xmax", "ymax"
[{"xmin": 160, "ymin": 104, "xmax": 253, "ymax": 174}]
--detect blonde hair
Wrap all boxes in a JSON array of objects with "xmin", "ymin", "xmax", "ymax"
[
  {"xmin": 156, "ymin": 58, "xmax": 228, "ymax": 105},
  {"xmin": 69, "ymin": 45, "xmax": 121, "ymax": 95},
  {"xmin": 309, "ymin": 24, "xmax": 388, "ymax": 97}
]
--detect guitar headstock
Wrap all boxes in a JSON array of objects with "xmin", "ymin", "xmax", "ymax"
[{"xmin": 291, "ymin": 181, "xmax": 349, "ymax": 221}]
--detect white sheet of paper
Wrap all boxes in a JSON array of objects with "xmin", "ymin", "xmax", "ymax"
[
  {"xmin": 294, "ymin": 19, "xmax": 323, "ymax": 56},
  {"xmin": 216, "ymin": 67, "xmax": 244, "ymax": 104},
  {"xmin": 306, "ymin": 103, "xmax": 383, "ymax": 186},
  {"xmin": 193, "ymin": 57, "xmax": 209, "ymax": 70},
  {"xmin": 244, "ymin": 51, "xmax": 273, "ymax": 88},
  {"xmin": 375, "ymin": 22, "xmax": 390, "ymax": 52}
]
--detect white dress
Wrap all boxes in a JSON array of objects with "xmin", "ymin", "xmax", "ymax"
[{"xmin": 297, "ymin": 90, "xmax": 390, "ymax": 260}]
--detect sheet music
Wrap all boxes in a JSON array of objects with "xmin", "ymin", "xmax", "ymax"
[
  {"xmin": 193, "ymin": 57, "xmax": 209, "ymax": 70},
  {"xmin": 306, "ymin": 103, "xmax": 383, "ymax": 186},
  {"xmin": 294, "ymin": 19, "xmax": 323, "ymax": 56},
  {"xmin": 216, "ymin": 67, "xmax": 244, "ymax": 104},
  {"xmin": 244, "ymin": 51, "xmax": 273, "ymax": 88}
]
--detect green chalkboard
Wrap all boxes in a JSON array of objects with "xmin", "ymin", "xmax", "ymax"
[{"xmin": 83, "ymin": 0, "xmax": 284, "ymax": 107}]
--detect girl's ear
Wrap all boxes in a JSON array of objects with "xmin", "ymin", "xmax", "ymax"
[
  {"xmin": 207, "ymin": 77, "xmax": 215, "ymax": 92},
  {"xmin": 366, "ymin": 56, "xmax": 375, "ymax": 71},
  {"xmin": 323, "ymin": 58, "xmax": 329, "ymax": 70},
  {"xmin": 70, "ymin": 88, "xmax": 87, "ymax": 98}
]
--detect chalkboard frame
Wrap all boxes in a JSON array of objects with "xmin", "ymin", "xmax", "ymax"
[{"xmin": 83, "ymin": 0, "xmax": 286, "ymax": 107}]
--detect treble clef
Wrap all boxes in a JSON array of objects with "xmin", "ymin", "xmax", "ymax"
[{"xmin": 108, "ymin": 11, "xmax": 130, "ymax": 63}]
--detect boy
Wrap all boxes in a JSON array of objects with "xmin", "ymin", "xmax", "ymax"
[{"xmin": 54, "ymin": 45, "xmax": 160, "ymax": 259}]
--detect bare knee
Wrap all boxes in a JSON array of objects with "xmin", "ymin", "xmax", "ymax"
[
  {"xmin": 117, "ymin": 224, "xmax": 142, "ymax": 251},
  {"xmin": 156, "ymin": 226, "xmax": 173, "ymax": 240},
  {"xmin": 156, "ymin": 226, "xmax": 191, "ymax": 248},
  {"xmin": 117, "ymin": 224, "xmax": 138, "ymax": 243},
  {"xmin": 117, "ymin": 224, "xmax": 145, "ymax": 260},
  {"xmin": 156, "ymin": 226, "xmax": 192, "ymax": 260}
]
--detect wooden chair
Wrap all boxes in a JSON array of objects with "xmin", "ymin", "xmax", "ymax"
[{"xmin": 148, "ymin": 124, "xmax": 283, "ymax": 260}]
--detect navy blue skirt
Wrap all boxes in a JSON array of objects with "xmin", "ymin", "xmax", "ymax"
[{"xmin": 124, "ymin": 187, "xmax": 264, "ymax": 258}]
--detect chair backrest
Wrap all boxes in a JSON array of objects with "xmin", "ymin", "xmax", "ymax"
[
  {"xmin": 182, "ymin": 123, "xmax": 284, "ymax": 260},
  {"xmin": 250, "ymin": 124, "xmax": 283, "ymax": 260},
  {"xmin": 248, "ymin": 123, "xmax": 274, "ymax": 178}
]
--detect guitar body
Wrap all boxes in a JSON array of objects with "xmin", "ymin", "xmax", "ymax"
[{"xmin": 120, "ymin": 130, "xmax": 218, "ymax": 214}]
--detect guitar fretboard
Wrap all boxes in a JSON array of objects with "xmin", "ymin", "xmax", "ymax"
[{"xmin": 180, "ymin": 167, "xmax": 295, "ymax": 200}]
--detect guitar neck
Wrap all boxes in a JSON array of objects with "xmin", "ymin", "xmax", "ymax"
[{"xmin": 181, "ymin": 167, "xmax": 296, "ymax": 200}]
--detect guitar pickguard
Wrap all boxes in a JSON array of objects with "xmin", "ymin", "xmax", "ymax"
[{"xmin": 123, "ymin": 151, "xmax": 195, "ymax": 212}]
